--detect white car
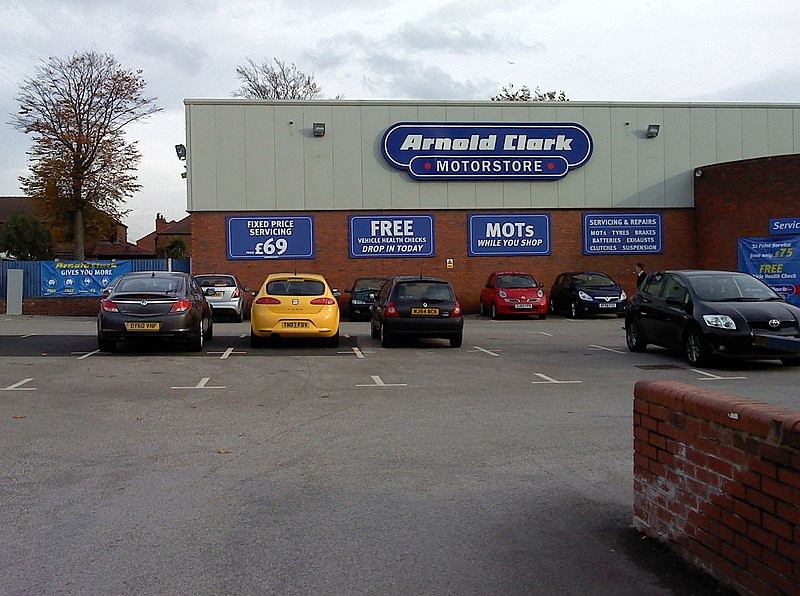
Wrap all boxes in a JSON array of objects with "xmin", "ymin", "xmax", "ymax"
[{"xmin": 194, "ymin": 274, "xmax": 250, "ymax": 322}]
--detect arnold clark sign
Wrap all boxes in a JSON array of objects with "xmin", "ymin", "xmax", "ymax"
[{"xmin": 382, "ymin": 123, "xmax": 592, "ymax": 180}]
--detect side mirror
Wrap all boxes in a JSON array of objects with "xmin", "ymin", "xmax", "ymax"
[
  {"xmin": 345, "ymin": 288, "xmax": 353, "ymax": 294},
  {"xmin": 243, "ymin": 286, "xmax": 250, "ymax": 292},
  {"xmin": 332, "ymin": 289, "xmax": 341, "ymax": 297},
  {"xmin": 251, "ymin": 290, "xmax": 258, "ymax": 297},
  {"xmin": 368, "ymin": 292, "xmax": 376, "ymax": 300},
  {"xmin": 204, "ymin": 288, "xmax": 216, "ymax": 296}
]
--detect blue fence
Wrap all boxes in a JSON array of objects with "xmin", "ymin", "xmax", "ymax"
[{"xmin": 1, "ymin": 259, "xmax": 191, "ymax": 298}]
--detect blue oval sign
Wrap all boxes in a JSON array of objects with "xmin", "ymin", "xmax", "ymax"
[{"xmin": 382, "ymin": 122, "xmax": 592, "ymax": 181}]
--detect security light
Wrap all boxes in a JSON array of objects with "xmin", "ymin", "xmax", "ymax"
[
  {"xmin": 646, "ymin": 124, "xmax": 660, "ymax": 138},
  {"xmin": 175, "ymin": 144, "xmax": 187, "ymax": 160},
  {"xmin": 312, "ymin": 122, "xmax": 326, "ymax": 137}
]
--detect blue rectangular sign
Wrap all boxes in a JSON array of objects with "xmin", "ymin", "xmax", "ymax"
[
  {"xmin": 349, "ymin": 215, "xmax": 434, "ymax": 258},
  {"xmin": 769, "ymin": 217, "xmax": 800, "ymax": 235},
  {"xmin": 583, "ymin": 213, "xmax": 663, "ymax": 255},
  {"xmin": 468, "ymin": 214, "xmax": 551, "ymax": 256},
  {"xmin": 737, "ymin": 235, "xmax": 800, "ymax": 306},
  {"xmin": 41, "ymin": 261, "xmax": 133, "ymax": 296},
  {"xmin": 227, "ymin": 216, "xmax": 314, "ymax": 260}
]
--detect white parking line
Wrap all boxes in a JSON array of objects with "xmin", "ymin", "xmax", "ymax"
[
  {"xmin": 470, "ymin": 345, "xmax": 500, "ymax": 357},
  {"xmin": 72, "ymin": 350, "xmax": 100, "ymax": 360},
  {"xmin": 527, "ymin": 331, "xmax": 553, "ymax": 336},
  {"xmin": 589, "ymin": 344, "xmax": 626, "ymax": 354},
  {"xmin": 171, "ymin": 377, "xmax": 226, "ymax": 389},
  {"xmin": 356, "ymin": 375, "xmax": 406, "ymax": 387},
  {"xmin": 692, "ymin": 369, "xmax": 747, "ymax": 381},
  {"xmin": 20, "ymin": 334, "xmax": 37, "ymax": 339},
  {"xmin": 531, "ymin": 373, "xmax": 582, "ymax": 384},
  {"xmin": 2, "ymin": 378, "xmax": 36, "ymax": 391}
]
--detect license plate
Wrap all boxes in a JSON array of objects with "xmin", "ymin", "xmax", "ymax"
[
  {"xmin": 515, "ymin": 304, "xmax": 533, "ymax": 309},
  {"xmin": 599, "ymin": 303, "xmax": 616, "ymax": 308},
  {"xmin": 125, "ymin": 322, "xmax": 160, "ymax": 331},
  {"xmin": 411, "ymin": 308, "xmax": 439, "ymax": 315},
  {"xmin": 283, "ymin": 321, "xmax": 309, "ymax": 328}
]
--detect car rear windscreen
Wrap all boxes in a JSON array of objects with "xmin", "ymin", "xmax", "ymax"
[
  {"xmin": 268, "ymin": 279, "xmax": 326, "ymax": 296},
  {"xmin": 395, "ymin": 282, "xmax": 454, "ymax": 301},
  {"xmin": 197, "ymin": 276, "xmax": 235, "ymax": 287}
]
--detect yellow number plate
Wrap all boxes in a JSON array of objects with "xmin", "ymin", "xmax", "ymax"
[
  {"xmin": 125, "ymin": 322, "xmax": 160, "ymax": 331},
  {"xmin": 283, "ymin": 321, "xmax": 309, "ymax": 328},
  {"xmin": 411, "ymin": 308, "xmax": 439, "ymax": 316}
]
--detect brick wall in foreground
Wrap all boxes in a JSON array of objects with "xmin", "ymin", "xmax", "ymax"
[
  {"xmin": 0, "ymin": 297, "xmax": 100, "ymax": 317},
  {"xmin": 633, "ymin": 380, "xmax": 800, "ymax": 595}
]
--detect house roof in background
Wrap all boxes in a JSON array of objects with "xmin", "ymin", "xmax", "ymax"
[{"xmin": 0, "ymin": 197, "xmax": 36, "ymax": 224}]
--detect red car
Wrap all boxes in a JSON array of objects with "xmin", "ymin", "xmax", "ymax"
[{"xmin": 479, "ymin": 271, "xmax": 548, "ymax": 319}]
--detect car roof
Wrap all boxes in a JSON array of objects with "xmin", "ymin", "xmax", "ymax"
[
  {"xmin": 265, "ymin": 272, "xmax": 329, "ymax": 282},
  {"xmin": 390, "ymin": 275, "xmax": 450, "ymax": 283},
  {"xmin": 494, "ymin": 271, "xmax": 534, "ymax": 276},
  {"xmin": 121, "ymin": 271, "xmax": 187, "ymax": 279},
  {"xmin": 659, "ymin": 269, "xmax": 745, "ymax": 276}
]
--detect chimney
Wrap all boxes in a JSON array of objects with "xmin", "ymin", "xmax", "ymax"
[{"xmin": 155, "ymin": 213, "xmax": 166, "ymax": 232}]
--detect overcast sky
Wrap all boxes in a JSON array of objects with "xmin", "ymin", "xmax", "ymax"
[{"xmin": 1, "ymin": 0, "xmax": 799, "ymax": 241}]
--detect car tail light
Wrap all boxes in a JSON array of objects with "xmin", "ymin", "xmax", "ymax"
[
  {"xmin": 385, "ymin": 301, "xmax": 399, "ymax": 316},
  {"xmin": 256, "ymin": 297, "xmax": 281, "ymax": 305},
  {"xmin": 452, "ymin": 302, "xmax": 462, "ymax": 317},
  {"xmin": 232, "ymin": 288, "xmax": 241, "ymax": 298},
  {"xmin": 170, "ymin": 298, "xmax": 193, "ymax": 313},
  {"xmin": 101, "ymin": 299, "xmax": 119, "ymax": 313},
  {"xmin": 310, "ymin": 297, "xmax": 336, "ymax": 305}
]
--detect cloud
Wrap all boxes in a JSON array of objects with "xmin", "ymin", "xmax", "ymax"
[
  {"xmin": 125, "ymin": 29, "xmax": 209, "ymax": 77},
  {"xmin": 688, "ymin": 67, "xmax": 800, "ymax": 103},
  {"xmin": 363, "ymin": 54, "xmax": 496, "ymax": 100},
  {"xmin": 390, "ymin": 23, "xmax": 543, "ymax": 55}
]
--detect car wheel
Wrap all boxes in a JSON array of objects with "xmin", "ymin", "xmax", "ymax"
[
  {"xmin": 625, "ymin": 318, "xmax": 647, "ymax": 352},
  {"xmin": 685, "ymin": 329, "xmax": 711, "ymax": 366},
  {"xmin": 491, "ymin": 303, "xmax": 498, "ymax": 320},
  {"xmin": 780, "ymin": 358, "xmax": 800, "ymax": 366},
  {"xmin": 479, "ymin": 301, "xmax": 486, "ymax": 317},
  {"xmin": 449, "ymin": 333, "xmax": 463, "ymax": 348},
  {"xmin": 570, "ymin": 301, "xmax": 579, "ymax": 319},
  {"xmin": 97, "ymin": 334, "xmax": 116, "ymax": 353},
  {"xmin": 250, "ymin": 329, "xmax": 266, "ymax": 348},
  {"xmin": 326, "ymin": 330, "xmax": 340, "ymax": 348},
  {"xmin": 189, "ymin": 318, "xmax": 204, "ymax": 352},
  {"xmin": 234, "ymin": 311, "xmax": 243, "ymax": 323},
  {"xmin": 370, "ymin": 320, "xmax": 380, "ymax": 339},
  {"xmin": 380, "ymin": 323, "xmax": 394, "ymax": 348},
  {"xmin": 206, "ymin": 317, "xmax": 214, "ymax": 340},
  {"xmin": 549, "ymin": 299, "xmax": 556, "ymax": 315},
  {"xmin": 539, "ymin": 313, "xmax": 547, "ymax": 320}
]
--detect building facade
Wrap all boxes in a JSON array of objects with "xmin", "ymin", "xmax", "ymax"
[{"xmin": 184, "ymin": 100, "xmax": 800, "ymax": 308}]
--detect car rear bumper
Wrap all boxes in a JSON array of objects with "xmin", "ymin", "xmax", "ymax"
[
  {"xmin": 98, "ymin": 312, "xmax": 198, "ymax": 340},
  {"xmin": 383, "ymin": 317, "xmax": 463, "ymax": 337}
]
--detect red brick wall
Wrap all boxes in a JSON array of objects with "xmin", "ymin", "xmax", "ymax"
[
  {"xmin": 634, "ymin": 380, "xmax": 800, "ymax": 595},
  {"xmin": 191, "ymin": 209, "xmax": 696, "ymax": 312},
  {"xmin": 694, "ymin": 154, "xmax": 800, "ymax": 271},
  {"xmin": 0, "ymin": 297, "xmax": 99, "ymax": 316}
]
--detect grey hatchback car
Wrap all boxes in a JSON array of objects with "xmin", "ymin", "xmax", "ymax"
[{"xmin": 195, "ymin": 274, "xmax": 251, "ymax": 321}]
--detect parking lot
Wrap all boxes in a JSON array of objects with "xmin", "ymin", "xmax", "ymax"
[{"xmin": 4, "ymin": 313, "xmax": 794, "ymax": 594}]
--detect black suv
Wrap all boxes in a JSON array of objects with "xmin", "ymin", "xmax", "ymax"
[{"xmin": 370, "ymin": 276, "xmax": 463, "ymax": 347}]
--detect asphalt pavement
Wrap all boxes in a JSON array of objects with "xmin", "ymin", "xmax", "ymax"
[{"xmin": 1, "ymin": 314, "xmax": 780, "ymax": 594}]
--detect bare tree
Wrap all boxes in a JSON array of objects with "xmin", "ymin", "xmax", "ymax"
[
  {"xmin": 491, "ymin": 84, "xmax": 568, "ymax": 102},
  {"xmin": 11, "ymin": 50, "xmax": 161, "ymax": 259},
  {"xmin": 233, "ymin": 58, "xmax": 324, "ymax": 100}
]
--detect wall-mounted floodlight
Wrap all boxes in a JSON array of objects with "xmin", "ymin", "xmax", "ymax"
[
  {"xmin": 646, "ymin": 124, "xmax": 660, "ymax": 138},
  {"xmin": 312, "ymin": 122, "xmax": 326, "ymax": 137},
  {"xmin": 175, "ymin": 144, "xmax": 187, "ymax": 160}
]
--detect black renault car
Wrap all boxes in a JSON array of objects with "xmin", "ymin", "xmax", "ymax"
[
  {"xmin": 346, "ymin": 276, "xmax": 387, "ymax": 321},
  {"xmin": 370, "ymin": 276, "xmax": 463, "ymax": 347},
  {"xmin": 625, "ymin": 270, "xmax": 800, "ymax": 366},
  {"xmin": 97, "ymin": 271, "xmax": 214, "ymax": 352},
  {"xmin": 549, "ymin": 271, "xmax": 627, "ymax": 318}
]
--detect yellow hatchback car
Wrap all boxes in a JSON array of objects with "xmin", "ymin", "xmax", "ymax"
[{"xmin": 250, "ymin": 273, "xmax": 341, "ymax": 347}]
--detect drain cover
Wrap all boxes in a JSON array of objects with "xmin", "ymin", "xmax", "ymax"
[{"xmin": 635, "ymin": 364, "xmax": 683, "ymax": 370}]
